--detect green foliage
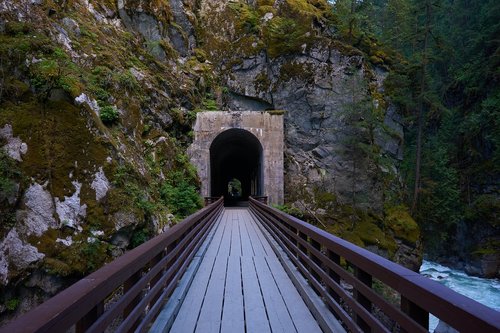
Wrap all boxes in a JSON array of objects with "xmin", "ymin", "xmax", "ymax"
[
  {"xmin": 116, "ymin": 70, "xmax": 139, "ymax": 92},
  {"xmin": 99, "ymin": 105, "xmax": 119, "ymax": 125},
  {"xmin": 30, "ymin": 47, "xmax": 81, "ymax": 100},
  {"xmin": 130, "ymin": 228, "xmax": 150, "ymax": 248},
  {"xmin": 465, "ymin": 195, "xmax": 500, "ymax": 227},
  {"xmin": 4, "ymin": 298, "xmax": 20, "ymax": 311},
  {"xmin": 82, "ymin": 240, "xmax": 107, "ymax": 272},
  {"xmin": 160, "ymin": 171, "xmax": 202, "ymax": 218},
  {"xmin": 229, "ymin": 2, "xmax": 261, "ymax": 34},
  {"xmin": 272, "ymin": 204, "xmax": 304, "ymax": 219},
  {"xmin": 202, "ymin": 94, "xmax": 218, "ymax": 110},
  {"xmin": 228, "ymin": 178, "xmax": 242, "ymax": 197}
]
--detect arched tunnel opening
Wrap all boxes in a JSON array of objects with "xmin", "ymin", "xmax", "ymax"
[{"xmin": 210, "ymin": 129, "xmax": 263, "ymax": 206}]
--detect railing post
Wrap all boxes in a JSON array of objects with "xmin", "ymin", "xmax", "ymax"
[
  {"xmin": 354, "ymin": 266, "xmax": 372, "ymax": 333},
  {"xmin": 298, "ymin": 231, "xmax": 308, "ymax": 269},
  {"xmin": 76, "ymin": 301, "xmax": 104, "ymax": 333},
  {"xmin": 288, "ymin": 225, "xmax": 298, "ymax": 257},
  {"xmin": 149, "ymin": 252, "xmax": 165, "ymax": 307},
  {"xmin": 327, "ymin": 250, "xmax": 341, "ymax": 303},
  {"xmin": 401, "ymin": 296, "xmax": 429, "ymax": 332},
  {"xmin": 124, "ymin": 270, "xmax": 142, "ymax": 332},
  {"xmin": 310, "ymin": 238, "xmax": 321, "ymax": 282}
]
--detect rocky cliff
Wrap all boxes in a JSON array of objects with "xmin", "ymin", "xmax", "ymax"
[{"xmin": 0, "ymin": 0, "xmax": 421, "ymax": 321}]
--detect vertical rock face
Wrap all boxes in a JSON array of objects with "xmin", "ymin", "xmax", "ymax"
[{"xmin": 197, "ymin": 1, "xmax": 404, "ymax": 211}]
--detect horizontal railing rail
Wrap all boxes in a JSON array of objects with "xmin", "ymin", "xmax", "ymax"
[
  {"xmin": 1, "ymin": 197, "xmax": 224, "ymax": 333},
  {"xmin": 203, "ymin": 196, "xmax": 220, "ymax": 206},
  {"xmin": 251, "ymin": 196, "xmax": 268, "ymax": 204},
  {"xmin": 249, "ymin": 197, "xmax": 500, "ymax": 333}
]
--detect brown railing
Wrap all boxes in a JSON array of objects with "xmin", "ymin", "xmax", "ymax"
[
  {"xmin": 251, "ymin": 196, "xmax": 268, "ymax": 204},
  {"xmin": 203, "ymin": 196, "xmax": 220, "ymax": 206},
  {"xmin": 1, "ymin": 197, "xmax": 224, "ymax": 333},
  {"xmin": 249, "ymin": 197, "xmax": 500, "ymax": 333}
]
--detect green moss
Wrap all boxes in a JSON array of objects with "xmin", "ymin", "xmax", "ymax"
[
  {"xmin": 352, "ymin": 216, "xmax": 397, "ymax": 255},
  {"xmin": 385, "ymin": 205, "xmax": 420, "ymax": 244},
  {"xmin": 279, "ymin": 61, "xmax": 314, "ymax": 82},
  {"xmin": 0, "ymin": 100, "xmax": 108, "ymax": 199},
  {"xmin": 229, "ymin": 2, "xmax": 261, "ymax": 35},
  {"xmin": 5, "ymin": 21, "xmax": 31, "ymax": 36},
  {"xmin": 263, "ymin": 16, "xmax": 309, "ymax": 58},
  {"xmin": 473, "ymin": 239, "xmax": 500, "ymax": 256},
  {"xmin": 254, "ymin": 72, "xmax": 271, "ymax": 92},
  {"xmin": 267, "ymin": 109, "xmax": 286, "ymax": 115}
]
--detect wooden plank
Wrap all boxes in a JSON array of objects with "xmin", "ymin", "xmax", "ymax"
[
  {"xmin": 217, "ymin": 212, "xmax": 232, "ymax": 258},
  {"xmin": 204, "ymin": 209, "xmax": 227, "ymax": 258},
  {"xmin": 150, "ymin": 216, "xmax": 221, "ymax": 333},
  {"xmin": 256, "ymin": 215, "xmax": 346, "ymax": 333},
  {"xmin": 242, "ymin": 211, "xmax": 267, "ymax": 257},
  {"xmin": 229, "ymin": 211, "xmax": 242, "ymax": 257},
  {"xmin": 239, "ymin": 213, "xmax": 254, "ymax": 257},
  {"xmin": 265, "ymin": 255, "xmax": 323, "ymax": 333},
  {"xmin": 241, "ymin": 256, "xmax": 271, "ymax": 333},
  {"xmin": 169, "ymin": 218, "xmax": 225, "ymax": 333},
  {"xmin": 195, "ymin": 253, "xmax": 228, "ymax": 333},
  {"xmin": 221, "ymin": 255, "xmax": 244, "ymax": 333},
  {"xmin": 248, "ymin": 211, "xmax": 274, "ymax": 255},
  {"xmin": 253, "ymin": 255, "xmax": 297, "ymax": 333}
]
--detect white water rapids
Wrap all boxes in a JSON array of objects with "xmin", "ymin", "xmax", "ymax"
[{"xmin": 419, "ymin": 260, "xmax": 500, "ymax": 332}]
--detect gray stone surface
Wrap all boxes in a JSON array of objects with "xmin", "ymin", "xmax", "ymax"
[
  {"xmin": 0, "ymin": 229, "xmax": 45, "ymax": 285},
  {"xmin": 17, "ymin": 183, "xmax": 57, "ymax": 237},
  {"xmin": 91, "ymin": 167, "xmax": 110, "ymax": 201},
  {"xmin": 55, "ymin": 181, "xmax": 87, "ymax": 229},
  {"xmin": 0, "ymin": 124, "xmax": 28, "ymax": 162}
]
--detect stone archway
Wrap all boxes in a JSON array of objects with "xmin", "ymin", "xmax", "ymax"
[
  {"xmin": 188, "ymin": 111, "xmax": 284, "ymax": 205},
  {"xmin": 210, "ymin": 128, "xmax": 263, "ymax": 205}
]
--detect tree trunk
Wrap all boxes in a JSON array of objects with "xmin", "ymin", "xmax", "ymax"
[{"xmin": 411, "ymin": 0, "xmax": 432, "ymax": 213}]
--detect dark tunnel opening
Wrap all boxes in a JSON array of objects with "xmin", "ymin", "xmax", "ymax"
[{"xmin": 210, "ymin": 129, "xmax": 263, "ymax": 206}]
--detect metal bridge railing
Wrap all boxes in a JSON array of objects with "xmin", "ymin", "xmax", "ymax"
[
  {"xmin": 0, "ymin": 197, "xmax": 224, "ymax": 333},
  {"xmin": 249, "ymin": 197, "xmax": 500, "ymax": 333}
]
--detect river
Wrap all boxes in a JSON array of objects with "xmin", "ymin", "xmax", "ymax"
[{"xmin": 419, "ymin": 260, "xmax": 500, "ymax": 332}]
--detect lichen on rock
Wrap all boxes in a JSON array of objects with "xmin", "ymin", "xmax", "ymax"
[
  {"xmin": 0, "ymin": 229, "xmax": 45, "ymax": 285},
  {"xmin": 55, "ymin": 181, "xmax": 87, "ymax": 229},
  {"xmin": 17, "ymin": 183, "xmax": 57, "ymax": 237},
  {"xmin": 0, "ymin": 124, "xmax": 28, "ymax": 162}
]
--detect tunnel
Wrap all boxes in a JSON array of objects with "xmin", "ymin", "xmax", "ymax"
[{"xmin": 210, "ymin": 128, "xmax": 263, "ymax": 206}]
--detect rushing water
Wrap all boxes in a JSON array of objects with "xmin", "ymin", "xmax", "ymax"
[{"xmin": 419, "ymin": 260, "xmax": 500, "ymax": 332}]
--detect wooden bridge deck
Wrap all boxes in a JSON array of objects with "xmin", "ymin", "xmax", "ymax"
[{"xmin": 153, "ymin": 208, "xmax": 323, "ymax": 333}]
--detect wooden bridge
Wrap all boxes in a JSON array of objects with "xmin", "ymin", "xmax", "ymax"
[{"xmin": 1, "ymin": 198, "xmax": 499, "ymax": 333}]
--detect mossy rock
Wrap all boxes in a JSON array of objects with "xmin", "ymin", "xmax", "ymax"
[
  {"xmin": 385, "ymin": 205, "xmax": 419, "ymax": 244},
  {"xmin": 0, "ymin": 100, "xmax": 109, "ymax": 199}
]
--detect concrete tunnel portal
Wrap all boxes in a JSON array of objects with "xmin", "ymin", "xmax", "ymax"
[
  {"xmin": 210, "ymin": 129, "xmax": 263, "ymax": 205},
  {"xmin": 188, "ymin": 111, "xmax": 284, "ymax": 206}
]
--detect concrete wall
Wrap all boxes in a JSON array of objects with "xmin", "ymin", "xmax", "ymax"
[{"xmin": 188, "ymin": 111, "xmax": 284, "ymax": 205}]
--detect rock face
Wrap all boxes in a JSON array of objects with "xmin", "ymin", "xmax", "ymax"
[
  {"xmin": 198, "ymin": 2, "xmax": 404, "ymax": 212},
  {"xmin": 0, "ymin": 0, "xmax": 423, "ymax": 323}
]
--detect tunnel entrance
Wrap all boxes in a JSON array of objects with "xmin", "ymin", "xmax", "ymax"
[{"xmin": 210, "ymin": 129, "xmax": 263, "ymax": 206}]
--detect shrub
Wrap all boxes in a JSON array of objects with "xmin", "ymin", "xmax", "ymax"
[
  {"xmin": 160, "ymin": 172, "xmax": 202, "ymax": 218},
  {"xmin": 100, "ymin": 105, "xmax": 119, "ymax": 125}
]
